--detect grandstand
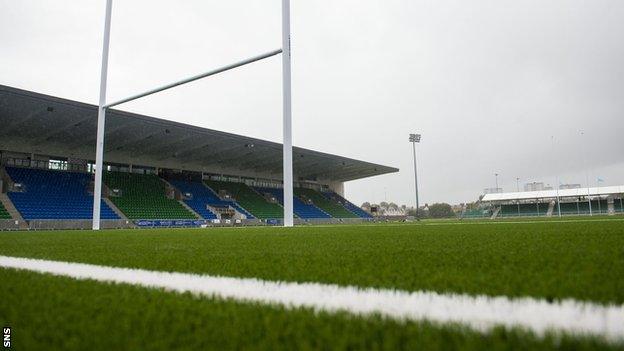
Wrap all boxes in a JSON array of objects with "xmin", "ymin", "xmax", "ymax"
[
  {"xmin": 482, "ymin": 187, "xmax": 624, "ymax": 218},
  {"xmin": 0, "ymin": 85, "xmax": 394, "ymax": 229}
]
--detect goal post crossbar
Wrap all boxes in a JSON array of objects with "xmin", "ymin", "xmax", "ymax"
[{"xmin": 104, "ymin": 48, "xmax": 283, "ymax": 109}]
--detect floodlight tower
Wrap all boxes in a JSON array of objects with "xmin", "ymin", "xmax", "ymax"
[
  {"xmin": 409, "ymin": 134, "xmax": 421, "ymax": 219},
  {"xmin": 580, "ymin": 131, "xmax": 593, "ymax": 216},
  {"xmin": 516, "ymin": 177, "xmax": 520, "ymax": 216},
  {"xmin": 550, "ymin": 136, "xmax": 562, "ymax": 217},
  {"xmin": 494, "ymin": 173, "xmax": 499, "ymax": 192}
]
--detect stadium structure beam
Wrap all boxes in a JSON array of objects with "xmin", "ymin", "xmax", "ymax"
[{"xmin": 93, "ymin": 0, "xmax": 292, "ymax": 230}]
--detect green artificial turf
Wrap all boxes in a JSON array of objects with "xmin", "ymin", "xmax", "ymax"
[
  {"xmin": 0, "ymin": 220, "xmax": 623, "ymax": 304},
  {"xmin": 0, "ymin": 268, "xmax": 618, "ymax": 351}
]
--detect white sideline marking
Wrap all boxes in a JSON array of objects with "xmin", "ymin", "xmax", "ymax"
[{"xmin": 0, "ymin": 255, "xmax": 622, "ymax": 342}]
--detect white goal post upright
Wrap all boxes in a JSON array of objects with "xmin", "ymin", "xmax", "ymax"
[
  {"xmin": 92, "ymin": 0, "xmax": 113, "ymax": 230},
  {"xmin": 92, "ymin": 0, "xmax": 295, "ymax": 229},
  {"xmin": 281, "ymin": 0, "xmax": 294, "ymax": 227}
]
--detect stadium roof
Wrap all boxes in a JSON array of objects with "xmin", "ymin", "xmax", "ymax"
[
  {"xmin": 0, "ymin": 85, "xmax": 398, "ymax": 182},
  {"xmin": 481, "ymin": 185, "xmax": 624, "ymax": 202}
]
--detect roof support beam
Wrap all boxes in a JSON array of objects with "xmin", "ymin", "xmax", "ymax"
[
  {"xmin": 66, "ymin": 117, "xmax": 133, "ymax": 150},
  {"xmin": 104, "ymin": 130, "xmax": 162, "ymax": 153},
  {"xmin": 30, "ymin": 116, "xmax": 97, "ymax": 147},
  {"xmin": 0, "ymin": 108, "xmax": 46, "ymax": 138},
  {"xmin": 196, "ymin": 144, "xmax": 252, "ymax": 163},
  {"xmin": 174, "ymin": 142, "xmax": 242, "ymax": 163},
  {"xmin": 237, "ymin": 151, "xmax": 281, "ymax": 169},
  {"xmin": 137, "ymin": 135, "xmax": 204, "ymax": 157},
  {"xmin": 157, "ymin": 139, "xmax": 223, "ymax": 162}
]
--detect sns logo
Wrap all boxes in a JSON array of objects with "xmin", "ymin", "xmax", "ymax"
[{"xmin": 3, "ymin": 327, "xmax": 9, "ymax": 348}]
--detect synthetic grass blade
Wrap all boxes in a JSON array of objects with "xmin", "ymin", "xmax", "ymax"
[{"xmin": 0, "ymin": 255, "xmax": 622, "ymax": 343}]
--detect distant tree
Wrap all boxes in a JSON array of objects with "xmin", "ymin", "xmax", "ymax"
[
  {"xmin": 388, "ymin": 202, "xmax": 398, "ymax": 209},
  {"xmin": 380, "ymin": 201, "xmax": 389, "ymax": 208},
  {"xmin": 361, "ymin": 202, "xmax": 371, "ymax": 208},
  {"xmin": 427, "ymin": 203, "xmax": 455, "ymax": 218},
  {"xmin": 406, "ymin": 206, "xmax": 427, "ymax": 218}
]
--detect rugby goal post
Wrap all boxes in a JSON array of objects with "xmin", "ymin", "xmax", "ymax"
[{"xmin": 92, "ymin": 0, "xmax": 295, "ymax": 229}]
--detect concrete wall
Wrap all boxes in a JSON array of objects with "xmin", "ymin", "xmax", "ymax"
[
  {"xmin": 27, "ymin": 220, "xmax": 135, "ymax": 231},
  {"xmin": 0, "ymin": 219, "xmax": 22, "ymax": 231},
  {"xmin": 325, "ymin": 181, "xmax": 345, "ymax": 197}
]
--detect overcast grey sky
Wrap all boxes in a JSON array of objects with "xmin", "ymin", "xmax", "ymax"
[{"xmin": 1, "ymin": 0, "xmax": 623, "ymax": 206}]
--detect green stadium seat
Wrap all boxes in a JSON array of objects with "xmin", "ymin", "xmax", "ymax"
[
  {"xmin": 0, "ymin": 201, "xmax": 11, "ymax": 219},
  {"xmin": 462, "ymin": 209, "xmax": 489, "ymax": 218},
  {"xmin": 499, "ymin": 203, "xmax": 548, "ymax": 217},
  {"xmin": 615, "ymin": 198, "xmax": 624, "ymax": 213},
  {"xmin": 204, "ymin": 180, "xmax": 283, "ymax": 220},
  {"xmin": 103, "ymin": 172, "xmax": 195, "ymax": 220},
  {"xmin": 294, "ymin": 188, "xmax": 357, "ymax": 218}
]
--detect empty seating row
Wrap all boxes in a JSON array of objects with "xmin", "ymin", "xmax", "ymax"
[
  {"xmin": 255, "ymin": 187, "xmax": 330, "ymax": 219},
  {"xmin": 104, "ymin": 172, "xmax": 195, "ymax": 220},
  {"xmin": 615, "ymin": 199, "xmax": 624, "ymax": 213},
  {"xmin": 0, "ymin": 202, "xmax": 11, "ymax": 219},
  {"xmin": 462, "ymin": 209, "xmax": 490, "ymax": 218},
  {"xmin": 558, "ymin": 202, "xmax": 584, "ymax": 214},
  {"xmin": 6, "ymin": 167, "xmax": 119, "ymax": 220},
  {"xmin": 204, "ymin": 180, "xmax": 282, "ymax": 219},
  {"xmin": 499, "ymin": 203, "xmax": 549, "ymax": 217},
  {"xmin": 168, "ymin": 180, "xmax": 218, "ymax": 219},
  {"xmin": 500, "ymin": 200, "xmax": 612, "ymax": 217},
  {"xmin": 294, "ymin": 188, "xmax": 358, "ymax": 218},
  {"xmin": 576, "ymin": 200, "xmax": 609, "ymax": 214},
  {"xmin": 322, "ymin": 191, "xmax": 372, "ymax": 218},
  {"xmin": 169, "ymin": 179, "xmax": 254, "ymax": 219},
  {"xmin": 555, "ymin": 200, "xmax": 609, "ymax": 215}
]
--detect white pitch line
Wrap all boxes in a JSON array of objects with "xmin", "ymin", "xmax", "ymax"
[{"xmin": 0, "ymin": 255, "xmax": 622, "ymax": 343}]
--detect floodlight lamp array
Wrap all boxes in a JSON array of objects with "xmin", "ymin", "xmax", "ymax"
[{"xmin": 409, "ymin": 134, "xmax": 421, "ymax": 143}]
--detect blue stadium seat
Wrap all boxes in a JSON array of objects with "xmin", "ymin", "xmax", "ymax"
[
  {"xmin": 169, "ymin": 179, "xmax": 253, "ymax": 219},
  {"xmin": 6, "ymin": 167, "xmax": 119, "ymax": 220},
  {"xmin": 254, "ymin": 187, "xmax": 331, "ymax": 219},
  {"xmin": 323, "ymin": 191, "xmax": 373, "ymax": 219}
]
